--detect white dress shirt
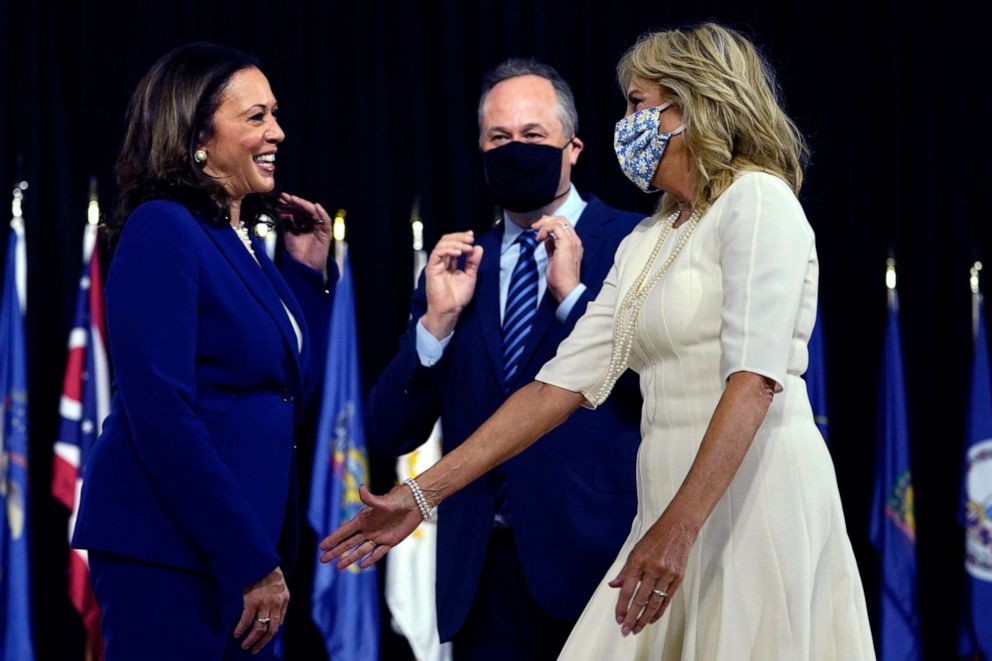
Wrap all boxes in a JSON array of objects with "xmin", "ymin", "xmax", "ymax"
[{"xmin": 416, "ymin": 186, "xmax": 588, "ymax": 366}]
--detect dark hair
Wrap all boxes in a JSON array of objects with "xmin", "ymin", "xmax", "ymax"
[
  {"xmin": 109, "ymin": 42, "xmax": 274, "ymax": 237},
  {"xmin": 477, "ymin": 58, "xmax": 579, "ymax": 138}
]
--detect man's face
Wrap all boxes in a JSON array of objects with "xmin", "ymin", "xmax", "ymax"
[{"xmin": 479, "ymin": 75, "xmax": 583, "ymax": 199}]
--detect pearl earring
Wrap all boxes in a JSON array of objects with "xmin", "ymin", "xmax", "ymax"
[{"xmin": 193, "ymin": 149, "xmax": 207, "ymax": 164}]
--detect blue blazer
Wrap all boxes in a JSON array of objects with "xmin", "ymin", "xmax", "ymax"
[
  {"xmin": 367, "ymin": 196, "xmax": 644, "ymax": 640},
  {"xmin": 72, "ymin": 200, "xmax": 333, "ymax": 592}
]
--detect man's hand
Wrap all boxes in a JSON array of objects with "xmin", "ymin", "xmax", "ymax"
[
  {"xmin": 421, "ymin": 231, "xmax": 484, "ymax": 340},
  {"xmin": 533, "ymin": 215, "xmax": 582, "ymax": 303}
]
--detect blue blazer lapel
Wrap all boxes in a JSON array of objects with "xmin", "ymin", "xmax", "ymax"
[
  {"xmin": 475, "ymin": 226, "xmax": 505, "ymax": 382},
  {"xmin": 198, "ymin": 220, "xmax": 303, "ymax": 381}
]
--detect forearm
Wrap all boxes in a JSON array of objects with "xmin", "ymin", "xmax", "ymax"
[
  {"xmin": 417, "ymin": 381, "xmax": 584, "ymax": 506},
  {"xmin": 663, "ymin": 371, "xmax": 775, "ymax": 533}
]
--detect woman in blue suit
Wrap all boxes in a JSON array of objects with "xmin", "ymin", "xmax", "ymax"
[{"xmin": 72, "ymin": 43, "xmax": 334, "ymax": 659}]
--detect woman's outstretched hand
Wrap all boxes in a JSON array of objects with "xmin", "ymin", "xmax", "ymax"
[{"xmin": 318, "ymin": 484, "xmax": 424, "ymax": 570}]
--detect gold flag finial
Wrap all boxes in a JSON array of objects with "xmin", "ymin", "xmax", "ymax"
[
  {"xmin": 333, "ymin": 209, "xmax": 347, "ymax": 242},
  {"xmin": 885, "ymin": 257, "xmax": 897, "ymax": 291}
]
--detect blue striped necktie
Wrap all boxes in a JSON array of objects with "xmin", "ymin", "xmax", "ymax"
[{"xmin": 502, "ymin": 230, "xmax": 539, "ymax": 389}]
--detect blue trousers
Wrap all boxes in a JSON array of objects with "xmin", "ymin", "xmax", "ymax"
[
  {"xmin": 452, "ymin": 528, "xmax": 574, "ymax": 661},
  {"xmin": 89, "ymin": 552, "xmax": 276, "ymax": 660}
]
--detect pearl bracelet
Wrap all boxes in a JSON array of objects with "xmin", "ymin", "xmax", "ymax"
[{"xmin": 402, "ymin": 477, "xmax": 435, "ymax": 521}]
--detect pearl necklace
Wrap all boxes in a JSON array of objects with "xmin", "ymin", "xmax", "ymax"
[
  {"xmin": 233, "ymin": 220, "xmax": 256, "ymax": 258},
  {"xmin": 589, "ymin": 208, "xmax": 701, "ymax": 406}
]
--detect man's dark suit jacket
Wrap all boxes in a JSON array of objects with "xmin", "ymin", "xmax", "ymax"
[{"xmin": 368, "ymin": 195, "xmax": 644, "ymax": 641}]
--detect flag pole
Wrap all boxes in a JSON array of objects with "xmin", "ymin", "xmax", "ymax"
[
  {"xmin": 10, "ymin": 181, "xmax": 27, "ymax": 314},
  {"xmin": 971, "ymin": 261, "xmax": 983, "ymax": 341}
]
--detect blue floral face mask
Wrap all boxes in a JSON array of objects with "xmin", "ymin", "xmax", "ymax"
[{"xmin": 614, "ymin": 102, "xmax": 685, "ymax": 192}]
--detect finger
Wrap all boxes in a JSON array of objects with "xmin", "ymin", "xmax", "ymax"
[
  {"xmin": 361, "ymin": 543, "xmax": 391, "ymax": 568},
  {"xmin": 284, "ymin": 193, "xmax": 317, "ymax": 214},
  {"xmin": 633, "ymin": 585, "xmax": 666, "ymax": 634},
  {"xmin": 240, "ymin": 613, "xmax": 267, "ymax": 649},
  {"xmin": 319, "ymin": 532, "xmax": 364, "ymax": 561},
  {"xmin": 234, "ymin": 604, "xmax": 255, "ymax": 638},
  {"xmin": 251, "ymin": 612, "xmax": 281, "ymax": 654},
  {"xmin": 622, "ymin": 576, "xmax": 658, "ymax": 635},
  {"xmin": 613, "ymin": 569, "xmax": 641, "ymax": 625},
  {"xmin": 534, "ymin": 225, "xmax": 557, "ymax": 243},
  {"xmin": 358, "ymin": 484, "xmax": 393, "ymax": 509},
  {"xmin": 648, "ymin": 578, "xmax": 680, "ymax": 624},
  {"xmin": 432, "ymin": 239, "xmax": 476, "ymax": 254},
  {"xmin": 314, "ymin": 202, "xmax": 331, "ymax": 224},
  {"xmin": 463, "ymin": 246, "xmax": 484, "ymax": 277},
  {"xmin": 318, "ymin": 518, "xmax": 361, "ymax": 550},
  {"xmin": 439, "ymin": 230, "xmax": 475, "ymax": 242},
  {"xmin": 323, "ymin": 532, "xmax": 368, "ymax": 563}
]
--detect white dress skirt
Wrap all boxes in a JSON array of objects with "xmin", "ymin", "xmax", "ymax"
[{"xmin": 535, "ymin": 172, "xmax": 875, "ymax": 660}]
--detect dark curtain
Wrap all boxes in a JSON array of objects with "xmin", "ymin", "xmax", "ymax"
[{"xmin": 1, "ymin": 0, "xmax": 988, "ymax": 658}]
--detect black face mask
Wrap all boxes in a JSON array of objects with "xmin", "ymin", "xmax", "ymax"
[{"xmin": 482, "ymin": 141, "xmax": 570, "ymax": 213}]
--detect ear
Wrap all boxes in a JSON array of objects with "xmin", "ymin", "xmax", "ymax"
[{"xmin": 567, "ymin": 136, "xmax": 584, "ymax": 167}]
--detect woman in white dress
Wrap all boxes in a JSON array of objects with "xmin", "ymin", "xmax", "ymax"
[{"xmin": 320, "ymin": 23, "xmax": 875, "ymax": 660}]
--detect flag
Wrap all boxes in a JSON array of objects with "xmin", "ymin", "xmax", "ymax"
[
  {"xmin": 386, "ymin": 421, "xmax": 451, "ymax": 661},
  {"xmin": 805, "ymin": 303, "xmax": 829, "ymax": 442},
  {"xmin": 960, "ymin": 291, "xmax": 992, "ymax": 658},
  {"xmin": 1, "ymin": 212, "xmax": 34, "ymax": 659},
  {"xmin": 869, "ymin": 285, "xmax": 921, "ymax": 661},
  {"xmin": 52, "ymin": 221, "xmax": 108, "ymax": 660},
  {"xmin": 308, "ymin": 244, "xmax": 379, "ymax": 660},
  {"xmin": 384, "ymin": 214, "xmax": 452, "ymax": 661}
]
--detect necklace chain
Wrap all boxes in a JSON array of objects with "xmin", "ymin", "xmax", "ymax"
[{"xmin": 589, "ymin": 208, "xmax": 701, "ymax": 406}]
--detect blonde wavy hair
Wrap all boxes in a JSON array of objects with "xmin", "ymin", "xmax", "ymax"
[{"xmin": 617, "ymin": 23, "xmax": 809, "ymax": 216}]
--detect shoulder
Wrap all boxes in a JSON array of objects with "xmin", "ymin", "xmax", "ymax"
[
  {"xmin": 712, "ymin": 171, "xmax": 812, "ymax": 240},
  {"xmin": 114, "ymin": 200, "xmax": 207, "ymax": 266},
  {"xmin": 717, "ymin": 171, "xmax": 802, "ymax": 211},
  {"xmin": 123, "ymin": 200, "xmax": 201, "ymax": 238}
]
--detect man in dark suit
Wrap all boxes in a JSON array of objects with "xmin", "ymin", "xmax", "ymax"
[{"xmin": 367, "ymin": 59, "xmax": 643, "ymax": 660}]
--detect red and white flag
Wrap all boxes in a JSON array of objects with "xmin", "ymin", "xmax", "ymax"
[{"xmin": 52, "ymin": 220, "xmax": 109, "ymax": 660}]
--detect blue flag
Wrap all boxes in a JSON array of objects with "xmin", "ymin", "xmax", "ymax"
[
  {"xmin": 308, "ymin": 246, "xmax": 380, "ymax": 661},
  {"xmin": 869, "ymin": 288, "xmax": 921, "ymax": 661},
  {"xmin": 0, "ymin": 217, "xmax": 34, "ymax": 660},
  {"xmin": 805, "ymin": 303, "xmax": 829, "ymax": 442},
  {"xmin": 960, "ymin": 294, "xmax": 992, "ymax": 658}
]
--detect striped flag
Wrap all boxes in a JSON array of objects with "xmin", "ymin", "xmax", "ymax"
[
  {"xmin": 1, "ymin": 200, "xmax": 34, "ymax": 659},
  {"xmin": 52, "ymin": 219, "xmax": 108, "ymax": 660},
  {"xmin": 870, "ymin": 273, "xmax": 921, "ymax": 661}
]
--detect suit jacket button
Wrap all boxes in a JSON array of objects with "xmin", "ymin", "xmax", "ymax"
[{"xmin": 282, "ymin": 391, "xmax": 294, "ymax": 403}]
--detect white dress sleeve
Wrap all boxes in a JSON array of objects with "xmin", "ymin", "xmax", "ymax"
[{"xmin": 717, "ymin": 172, "xmax": 815, "ymax": 392}]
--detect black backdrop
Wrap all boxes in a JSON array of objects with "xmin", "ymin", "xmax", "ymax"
[{"xmin": 2, "ymin": 0, "xmax": 989, "ymax": 659}]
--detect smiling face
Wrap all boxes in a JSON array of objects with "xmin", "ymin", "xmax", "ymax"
[
  {"xmin": 199, "ymin": 67, "xmax": 284, "ymax": 202},
  {"xmin": 624, "ymin": 77, "xmax": 691, "ymax": 195}
]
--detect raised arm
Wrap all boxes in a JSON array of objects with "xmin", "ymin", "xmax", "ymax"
[{"xmin": 319, "ymin": 380, "xmax": 584, "ymax": 567}]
